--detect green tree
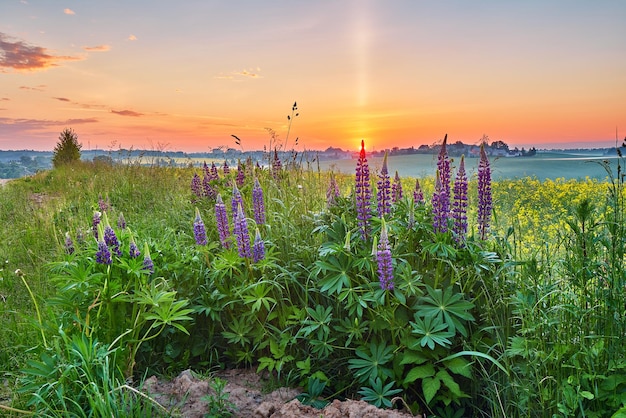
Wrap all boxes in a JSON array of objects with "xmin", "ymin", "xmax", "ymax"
[{"xmin": 52, "ymin": 128, "xmax": 82, "ymax": 167}]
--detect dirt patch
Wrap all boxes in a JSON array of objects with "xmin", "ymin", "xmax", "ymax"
[{"xmin": 142, "ymin": 369, "xmax": 419, "ymax": 418}]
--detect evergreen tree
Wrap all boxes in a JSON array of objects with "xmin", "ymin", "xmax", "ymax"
[{"xmin": 52, "ymin": 128, "xmax": 82, "ymax": 167}]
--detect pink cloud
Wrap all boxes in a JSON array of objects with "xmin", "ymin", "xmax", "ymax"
[
  {"xmin": 0, "ymin": 32, "xmax": 82, "ymax": 72},
  {"xmin": 83, "ymin": 45, "xmax": 111, "ymax": 52},
  {"xmin": 64, "ymin": 8, "xmax": 75, "ymax": 15},
  {"xmin": 111, "ymin": 109, "xmax": 144, "ymax": 117}
]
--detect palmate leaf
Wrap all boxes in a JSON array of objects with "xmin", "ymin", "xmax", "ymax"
[
  {"xmin": 358, "ymin": 377, "xmax": 403, "ymax": 408},
  {"xmin": 409, "ymin": 315, "xmax": 455, "ymax": 350},
  {"xmin": 415, "ymin": 285, "xmax": 475, "ymax": 337},
  {"xmin": 348, "ymin": 341, "xmax": 395, "ymax": 384}
]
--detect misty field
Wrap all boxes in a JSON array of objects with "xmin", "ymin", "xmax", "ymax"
[{"xmin": 0, "ymin": 146, "xmax": 625, "ymax": 417}]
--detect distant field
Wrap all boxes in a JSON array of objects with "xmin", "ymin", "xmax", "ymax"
[{"xmin": 319, "ymin": 150, "xmax": 621, "ymax": 180}]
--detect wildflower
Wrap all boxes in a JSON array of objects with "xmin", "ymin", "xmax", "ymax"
[
  {"xmin": 437, "ymin": 134, "xmax": 451, "ymax": 217},
  {"xmin": 215, "ymin": 194, "xmax": 231, "ymax": 249},
  {"xmin": 92, "ymin": 211, "xmax": 102, "ymax": 237},
  {"xmin": 231, "ymin": 182, "xmax": 244, "ymax": 216},
  {"xmin": 272, "ymin": 148, "xmax": 282, "ymax": 178},
  {"xmin": 193, "ymin": 208, "xmax": 208, "ymax": 246},
  {"xmin": 413, "ymin": 179, "xmax": 424, "ymax": 204},
  {"xmin": 376, "ymin": 151, "xmax": 391, "ymax": 217},
  {"xmin": 203, "ymin": 161, "xmax": 211, "ymax": 179},
  {"xmin": 452, "ymin": 155, "xmax": 468, "ymax": 244},
  {"xmin": 233, "ymin": 203, "xmax": 252, "ymax": 259},
  {"xmin": 223, "ymin": 160, "xmax": 230, "ymax": 175},
  {"xmin": 95, "ymin": 224, "xmax": 112, "ymax": 265},
  {"xmin": 203, "ymin": 173, "xmax": 216, "ymax": 199},
  {"xmin": 142, "ymin": 243, "xmax": 154, "ymax": 274},
  {"xmin": 64, "ymin": 232, "xmax": 74, "ymax": 255},
  {"xmin": 355, "ymin": 140, "xmax": 372, "ymax": 240},
  {"xmin": 478, "ymin": 144, "xmax": 492, "ymax": 240},
  {"xmin": 191, "ymin": 173, "xmax": 202, "ymax": 198},
  {"xmin": 236, "ymin": 161, "xmax": 245, "ymax": 187},
  {"xmin": 129, "ymin": 230, "xmax": 141, "ymax": 258},
  {"xmin": 252, "ymin": 177, "xmax": 266, "ymax": 226},
  {"xmin": 432, "ymin": 171, "xmax": 448, "ymax": 233},
  {"xmin": 392, "ymin": 171, "xmax": 403, "ymax": 203},
  {"xmin": 252, "ymin": 228, "xmax": 265, "ymax": 263},
  {"xmin": 98, "ymin": 194, "xmax": 110, "ymax": 212},
  {"xmin": 117, "ymin": 212, "xmax": 126, "ymax": 230},
  {"xmin": 326, "ymin": 173, "xmax": 340, "ymax": 207},
  {"xmin": 376, "ymin": 218, "xmax": 394, "ymax": 290},
  {"xmin": 210, "ymin": 162, "xmax": 219, "ymax": 180},
  {"xmin": 102, "ymin": 213, "xmax": 122, "ymax": 257}
]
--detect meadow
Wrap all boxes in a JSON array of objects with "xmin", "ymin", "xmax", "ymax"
[{"xmin": 0, "ymin": 145, "xmax": 625, "ymax": 417}]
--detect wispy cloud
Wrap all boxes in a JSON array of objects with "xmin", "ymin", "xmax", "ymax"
[
  {"xmin": 83, "ymin": 44, "xmax": 110, "ymax": 52},
  {"xmin": 63, "ymin": 8, "xmax": 75, "ymax": 15},
  {"xmin": 128, "ymin": 34, "xmax": 137, "ymax": 41},
  {"xmin": 0, "ymin": 116, "xmax": 98, "ymax": 132},
  {"xmin": 216, "ymin": 67, "xmax": 263, "ymax": 80},
  {"xmin": 0, "ymin": 32, "xmax": 82, "ymax": 72},
  {"xmin": 1, "ymin": 97, "xmax": 9, "ymax": 101},
  {"xmin": 111, "ymin": 109, "xmax": 143, "ymax": 117},
  {"xmin": 20, "ymin": 84, "xmax": 47, "ymax": 91},
  {"xmin": 53, "ymin": 97, "xmax": 71, "ymax": 102}
]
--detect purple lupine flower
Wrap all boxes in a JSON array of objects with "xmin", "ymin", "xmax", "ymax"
[
  {"xmin": 452, "ymin": 155, "xmax": 468, "ymax": 244},
  {"xmin": 432, "ymin": 171, "xmax": 448, "ymax": 233},
  {"xmin": 326, "ymin": 173, "xmax": 340, "ymax": 207},
  {"xmin": 252, "ymin": 177, "xmax": 266, "ymax": 226},
  {"xmin": 203, "ymin": 174, "xmax": 216, "ymax": 199},
  {"xmin": 236, "ymin": 161, "xmax": 245, "ymax": 187},
  {"xmin": 252, "ymin": 228, "xmax": 265, "ymax": 263},
  {"xmin": 117, "ymin": 212, "xmax": 126, "ymax": 230},
  {"xmin": 413, "ymin": 179, "xmax": 424, "ymax": 204},
  {"xmin": 193, "ymin": 208, "xmax": 208, "ymax": 246},
  {"xmin": 129, "ymin": 232, "xmax": 141, "ymax": 258},
  {"xmin": 210, "ymin": 162, "xmax": 219, "ymax": 180},
  {"xmin": 376, "ymin": 151, "xmax": 391, "ymax": 217},
  {"xmin": 92, "ymin": 211, "xmax": 102, "ymax": 237},
  {"xmin": 376, "ymin": 219, "xmax": 394, "ymax": 291},
  {"xmin": 272, "ymin": 148, "xmax": 282, "ymax": 178},
  {"xmin": 233, "ymin": 203, "xmax": 252, "ymax": 259},
  {"xmin": 215, "ymin": 194, "xmax": 231, "ymax": 249},
  {"xmin": 355, "ymin": 140, "xmax": 372, "ymax": 240},
  {"xmin": 98, "ymin": 194, "xmax": 110, "ymax": 212},
  {"xmin": 191, "ymin": 173, "xmax": 202, "ymax": 198},
  {"xmin": 95, "ymin": 224, "xmax": 112, "ymax": 265},
  {"xmin": 65, "ymin": 232, "xmax": 74, "ymax": 255},
  {"xmin": 437, "ymin": 134, "xmax": 451, "ymax": 217},
  {"xmin": 223, "ymin": 160, "xmax": 230, "ymax": 175},
  {"xmin": 478, "ymin": 144, "xmax": 492, "ymax": 240},
  {"xmin": 102, "ymin": 213, "xmax": 121, "ymax": 256},
  {"xmin": 392, "ymin": 171, "xmax": 403, "ymax": 203},
  {"xmin": 231, "ymin": 182, "xmax": 244, "ymax": 217},
  {"xmin": 203, "ymin": 161, "xmax": 211, "ymax": 179},
  {"xmin": 142, "ymin": 243, "xmax": 154, "ymax": 274}
]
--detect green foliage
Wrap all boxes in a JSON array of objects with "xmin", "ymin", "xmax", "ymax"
[
  {"xmin": 201, "ymin": 377, "xmax": 237, "ymax": 417},
  {"xmin": 52, "ymin": 128, "xmax": 82, "ymax": 168}
]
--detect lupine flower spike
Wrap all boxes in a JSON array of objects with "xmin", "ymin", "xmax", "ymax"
[
  {"xmin": 102, "ymin": 212, "xmax": 122, "ymax": 256},
  {"xmin": 128, "ymin": 229, "xmax": 141, "ymax": 258},
  {"xmin": 326, "ymin": 173, "xmax": 340, "ymax": 207},
  {"xmin": 437, "ymin": 134, "xmax": 451, "ymax": 217},
  {"xmin": 223, "ymin": 160, "xmax": 230, "ymax": 175},
  {"xmin": 92, "ymin": 211, "xmax": 102, "ymax": 237},
  {"xmin": 191, "ymin": 173, "xmax": 202, "ymax": 199},
  {"xmin": 95, "ymin": 223, "xmax": 112, "ymax": 265},
  {"xmin": 65, "ymin": 232, "xmax": 75, "ymax": 255},
  {"xmin": 452, "ymin": 155, "xmax": 468, "ymax": 244},
  {"xmin": 376, "ymin": 218, "xmax": 394, "ymax": 291},
  {"xmin": 355, "ymin": 140, "xmax": 372, "ymax": 240},
  {"xmin": 231, "ymin": 182, "xmax": 244, "ymax": 216},
  {"xmin": 210, "ymin": 162, "xmax": 219, "ymax": 180},
  {"xmin": 252, "ymin": 228, "xmax": 265, "ymax": 263},
  {"xmin": 432, "ymin": 170, "xmax": 448, "ymax": 233},
  {"xmin": 377, "ymin": 151, "xmax": 391, "ymax": 217},
  {"xmin": 392, "ymin": 171, "xmax": 403, "ymax": 203},
  {"xmin": 215, "ymin": 194, "xmax": 231, "ymax": 249},
  {"xmin": 233, "ymin": 203, "xmax": 252, "ymax": 259},
  {"xmin": 413, "ymin": 179, "xmax": 424, "ymax": 204},
  {"xmin": 203, "ymin": 173, "xmax": 216, "ymax": 199},
  {"xmin": 272, "ymin": 148, "xmax": 282, "ymax": 178},
  {"xmin": 193, "ymin": 208, "xmax": 208, "ymax": 246},
  {"xmin": 236, "ymin": 161, "xmax": 245, "ymax": 187},
  {"xmin": 478, "ymin": 143, "xmax": 492, "ymax": 240},
  {"xmin": 252, "ymin": 177, "xmax": 266, "ymax": 226},
  {"xmin": 142, "ymin": 242, "xmax": 154, "ymax": 274},
  {"xmin": 117, "ymin": 212, "xmax": 126, "ymax": 230}
]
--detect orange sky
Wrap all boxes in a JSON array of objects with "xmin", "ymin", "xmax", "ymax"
[{"xmin": 1, "ymin": 1, "xmax": 625, "ymax": 152}]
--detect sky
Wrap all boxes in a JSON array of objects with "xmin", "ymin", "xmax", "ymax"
[{"xmin": 1, "ymin": 1, "xmax": 625, "ymax": 153}]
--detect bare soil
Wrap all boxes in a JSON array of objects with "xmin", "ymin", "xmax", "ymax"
[{"xmin": 142, "ymin": 369, "xmax": 420, "ymax": 418}]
